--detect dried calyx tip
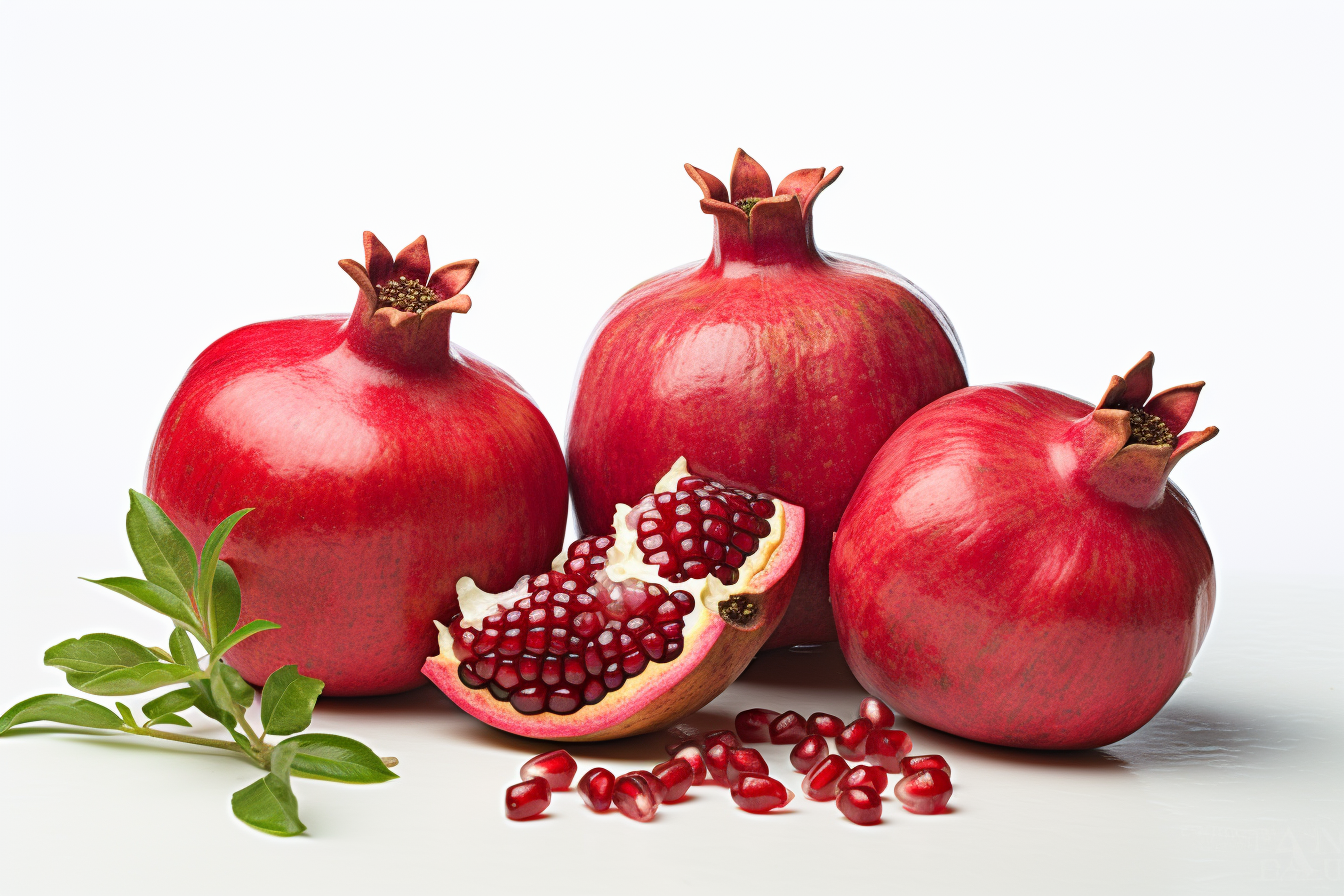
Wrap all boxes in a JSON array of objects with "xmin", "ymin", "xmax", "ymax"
[
  {"xmin": 377, "ymin": 276, "xmax": 439, "ymax": 313},
  {"xmin": 719, "ymin": 595, "xmax": 758, "ymax": 627},
  {"xmin": 735, "ymin": 197, "xmax": 763, "ymax": 216},
  {"xmin": 1127, "ymin": 407, "xmax": 1175, "ymax": 447}
]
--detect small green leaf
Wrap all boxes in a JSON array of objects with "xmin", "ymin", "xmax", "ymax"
[
  {"xmin": 143, "ymin": 687, "xmax": 198, "ymax": 718},
  {"xmin": 168, "ymin": 628, "xmax": 200, "ymax": 671},
  {"xmin": 260, "ymin": 665, "xmax": 324, "ymax": 736},
  {"xmin": 44, "ymin": 633, "xmax": 158, "ymax": 674},
  {"xmin": 147, "ymin": 712, "xmax": 191, "ymax": 728},
  {"xmin": 211, "ymin": 560, "xmax": 242, "ymax": 639},
  {"xmin": 79, "ymin": 576, "xmax": 198, "ymax": 629},
  {"xmin": 126, "ymin": 490, "xmax": 197, "ymax": 602},
  {"xmin": 210, "ymin": 619, "xmax": 280, "ymax": 662},
  {"xmin": 280, "ymin": 733, "xmax": 399, "ymax": 783},
  {"xmin": 228, "ymin": 727, "xmax": 254, "ymax": 752},
  {"xmin": 210, "ymin": 663, "xmax": 255, "ymax": 710},
  {"xmin": 115, "ymin": 702, "xmax": 136, "ymax": 726},
  {"xmin": 148, "ymin": 646, "xmax": 174, "ymax": 662},
  {"xmin": 195, "ymin": 509, "xmax": 251, "ymax": 643},
  {"xmin": 189, "ymin": 679, "xmax": 234, "ymax": 728},
  {"xmin": 67, "ymin": 662, "xmax": 200, "ymax": 696},
  {"xmin": 231, "ymin": 774, "xmax": 305, "ymax": 836},
  {"xmin": 0, "ymin": 694, "xmax": 125, "ymax": 734}
]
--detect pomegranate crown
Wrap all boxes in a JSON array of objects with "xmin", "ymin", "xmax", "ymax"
[
  {"xmin": 686, "ymin": 149, "xmax": 841, "ymax": 265},
  {"xmin": 337, "ymin": 232, "xmax": 479, "ymax": 371},
  {"xmin": 1080, "ymin": 352, "xmax": 1218, "ymax": 508}
]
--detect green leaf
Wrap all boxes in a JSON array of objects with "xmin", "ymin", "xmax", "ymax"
[
  {"xmin": 126, "ymin": 490, "xmax": 197, "ymax": 603},
  {"xmin": 210, "ymin": 663, "xmax": 255, "ymax": 710},
  {"xmin": 147, "ymin": 712, "xmax": 191, "ymax": 728},
  {"xmin": 189, "ymin": 679, "xmax": 234, "ymax": 728},
  {"xmin": 210, "ymin": 560, "xmax": 242, "ymax": 640},
  {"xmin": 195, "ymin": 509, "xmax": 250, "ymax": 643},
  {"xmin": 0, "ymin": 694, "xmax": 125, "ymax": 734},
  {"xmin": 227, "ymin": 727, "xmax": 254, "ymax": 752},
  {"xmin": 279, "ymin": 733, "xmax": 398, "ymax": 783},
  {"xmin": 115, "ymin": 702, "xmax": 136, "ymax": 726},
  {"xmin": 231, "ymin": 774, "xmax": 305, "ymax": 836},
  {"xmin": 260, "ymin": 665, "xmax": 324, "ymax": 736},
  {"xmin": 67, "ymin": 662, "xmax": 200, "ymax": 696},
  {"xmin": 44, "ymin": 633, "xmax": 158, "ymax": 674},
  {"xmin": 78, "ymin": 577, "xmax": 198, "ymax": 629},
  {"xmin": 168, "ymin": 628, "xmax": 200, "ymax": 671},
  {"xmin": 210, "ymin": 620, "xmax": 280, "ymax": 661},
  {"xmin": 143, "ymin": 687, "xmax": 198, "ymax": 718},
  {"xmin": 148, "ymin": 646, "xmax": 174, "ymax": 662}
]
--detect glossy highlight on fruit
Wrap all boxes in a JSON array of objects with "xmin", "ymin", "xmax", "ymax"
[
  {"xmin": 424, "ymin": 459, "xmax": 806, "ymax": 740},
  {"xmin": 520, "ymin": 749, "xmax": 577, "ymax": 791},
  {"xmin": 613, "ymin": 773, "xmax": 661, "ymax": 822},
  {"xmin": 578, "ymin": 767, "xmax": 615, "ymax": 812},
  {"xmin": 839, "ymin": 764, "xmax": 889, "ymax": 794},
  {"xmin": 147, "ymin": 232, "xmax": 568, "ymax": 695},
  {"xmin": 568, "ymin": 149, "xmax": 968, "ymax": 649},
  {"xmin": 832, "ymin": 352, "xmax": 1218, "ymax": 749},
  {"xmin": 894, "ymin": 769, "xmax": 953, "ymax": 815},
  {"xmin": 768, "ymin": 711, "xmax": 807, "ymax": 744},
  {"xmin": 789, "ymin": 735, "xmax": 829, "ymax": 773},
  {"xmin": 505, "ymin": 778, "xmax": 551, "ymax": 820},
  {"xmin": 730, "ymin": 774, "xmax": 794, "ymax": 813},
  {"xmin": 652, "ymin": 758, "xmax": 695, "ymax": 802},
  {"xmin": 858, "ymin": 697, "xmax": 896, "ymax": 730},
  {"xmin": 901, "ymin": 755, "xmax": 951, "ymax": 777},
  {"xmin": 836, "ymin": 719, "xmax": 872, "ymax": 761},
  {"xmin": 725, "ymin": 748, "xmax": 769, "ymax": 785},
  {"xmin": 801, "ymin": 755, "xmax": 850, "ymax": 801},
  {"xmin": 806, "ymin": 713, "xmax": 844, "ymax": 738},
  {"xmin": 837, "ymin": 786, "xmax": 883, "ymax": 826},
  {"xmin": 867, "ymin": 729, "xmax": 913, "ymax": 772}
]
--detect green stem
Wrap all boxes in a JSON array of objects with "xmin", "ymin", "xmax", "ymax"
[{"xmin": 127, "ymin": 724, "xmax": 253, "ymax": 758}]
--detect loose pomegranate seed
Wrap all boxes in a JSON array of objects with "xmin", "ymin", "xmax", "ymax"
[
  {"xmin": 837, "ymin": 719, "xmax": 873, "ymax": 761},
  {"xmin": 626, "ymin": 770, "xmax": 668, "ymax": 805},
  {"xmin": 801, "ymin": 755, "xmax": 850, "ymax": 801},
  {"xmin": 578, "ymin": 767, "xmax": 615, "ymax": 812},
  {"xmin": 705, "ymin": 743, "xmax": 731, "ymax": 786},
  {"xmin": 768, "ymin": 711, "xmax": 807, "ymax": 744},
  {"xmin": 789, "ymin": 735, "xmax": 829, "ymax": 773},
  {"xmin": 613, "ymin": 773, "xmax": 661, "ymax": 822},
  {"xmin": 504, "ymin": 779, "xmax": 550, "ymax": 820},
  {"xmin": 665, "ymin": 738, "xmax": 697, "ymax": 757},
  {"xmin": 858, "ymin": 696, "xmax": 896, "ymax": 730},
  {"xmin": 730, "ymin": 774, "xmax": 794, "ymax": 813},
  {"xmin": 704, "ymin": 729, "xmax": 741, "ymax": 751},
  {"xmin": 900, "ymin": 754, "xmax": 951, "ymax": 777},
  {"xmin": 651, "ymin": 758, "xmax": 695, "ymax": 802},
  {"xmin": 672, "ymin": 744, "xmax": 708, "ymax": 785},
  {"xmin": 837, "ymin": 786, "xmax": 883, "ymax": 825},
  {"xmin": 631, "ymin": 477, "xmax": 775, "ymax": 585},
  {"xmin": 839, "ymin": 764, "xmax": 889, "ymax": 794},
  {"xmin": 894, "ymin": 768, "xmax": 953, "ymax": 815},
  {"xmin": 519, "ymin": 749, "xmax": 577, "ymax": 790},
  {"xmin": 735, "ymin": 708, "xmax": 780, "ymax": 743},
  {"xmin": 805, "ymin": 712, "xmax": 845, "ymax": 738},
  {"xmin": 867, "ymin": 729, "xmax": 914, "ymax": 772},
  {"xmin": 725, "ymin": 748, "xmax": 769, "ymax": 785}
]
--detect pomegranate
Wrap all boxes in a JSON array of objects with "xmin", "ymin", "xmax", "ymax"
[
  {"xmin": 423, "ymin": 459, "xmax": 804, "ymax": 739},
  {"xmin": 735, "ymin": 708, "xmax": 780, "ymax": 743},
  {"xmin": 801, "ymin": 755, "xmax": 850, "ymax": 801},
  {"xmin": 730, "ymin": 775, "xmax": 794, "ymax": 813},
  {"xmin": 806, "ymin": 713, "xmax": 844, "ymax": 738},
  {"xmin": 578, "ymin": 768, "xmax": 615, "ymax": 812},
  {"xmin": 901, "ymin": 755, "xmax": 951, "ymax": 777},
  {"xmin": 505, "ymin": 779, "xmax": 550, "ymax": 820},
  {"xmin": 894, "ymin": 769, "xmax": 953, "ymax": 815},
  {"xmin": 867, "ymin": 729, "xmax": 913, "ymax": 772},
  {"xmin": 837, "ymin": 786, "xmax": 883, "ymax": 826},
  {"xmin": 836, "ymin": 719, "xmax": 872, "ymax": 761},
  {"xmin": 789, "ymin": 735, "xmax": 829, "ymax": 773},
  {"xmin": 520, "ymin": 749, "xmax": 577, "ymax": 790},
  {"xmin": 832, "ymin": 352, "xmax": 1218, "ymax": 749},
  {"xmin": 145, "ymin": 232, "xmax": 568, "ymax": 695},
  {"xmin": 567, "ymin": 149, "xmax": 968, "ymax": 648}
]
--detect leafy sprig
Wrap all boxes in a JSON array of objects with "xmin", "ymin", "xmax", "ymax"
[{"xmin": 0, "ymin": 490, "xmax": 398, "ymax": 836}]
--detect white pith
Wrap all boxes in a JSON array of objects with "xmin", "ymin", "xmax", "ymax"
[{"xmin": 434, "ymin": 457, "xmax": 785, "ymax": 657}]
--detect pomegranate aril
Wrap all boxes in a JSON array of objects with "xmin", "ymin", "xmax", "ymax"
[
  {"xmin": 735, "ymin": 708, "xmax": 781, "ymax": 743},
  {"xmin": 484, "ymin": 612, "xmax": 504, "ymax": 628},
  {"xmin": 472, "ymin": 654, "xmax": 497, "ymax": 680},
  {"xmin": 725, "ymin": 748, "xmax": 769, "ymax": 785},
  {"xmin": 505, "ymin": 609, "xmax": 524, "ymax": 625},
  {"xmin": 520, "ymin": 749, "xmax": 578, "ymax": 790},
  {"xmin": 572, "ymin": 611, "xmax": 600, "ymax": 638},
  {"xmin": 518, "ymin": 656, "xmax": 540, "ymax": 682},
  {"xmin": 806, "ymin": 712, "xmax": 845, "ymax": 737},
  {"xmin": 582, "ymin": 678, "xmax": 605, "ymax": 704},
  {"xmin": 837, "ymin": 719, "xmax": 873, "ymax": 761},
  {"xmin": 663, "ymin": 639, "xmax": 683, "ymax": 662},
  {"xmin": 901, "ymin": 754, "xmax": 951, "ymax": 777},
  {"xmin": 790, "ymin": 735, "xmax": 829, "ymax": 773},
  {"xmin": 859, "ymin": 696, "xmax": 897, "ymax": 730},
  {"xmin": 597, "ymin": 630, "xmax": 620, "ymax": 659},
  {"xmin": 801, "ymin": 755, "xmax": 850, "ymax": 801},
  {"xmin": 563, "ymin": 655, "xmax": 586, "ymax": 685},
  {"xmin": 510, "ymin": 685, "xmax": 546, "ymax": 714},
  {"xmin": 658, "ymin": 622, "xmax": 682, "ymax": 639},
  {"xmin": 546, "ymin": 687, "xmax": 580, "ymax": 714},
  {"xmin": 839, "ymin": 764, "xmax": 889, "ymax": 794},
  {"xmin": 473, "ymin": 628, "xmax": 500, "ymax": 656},
  {"xmin": 578, "ymin": 767, "xmax": 615, "ymax": 812},
  {"xmin": 640, "ymin": 630, "xmax": 665, "ymax": 660},
  {"xmin": 548, "ymin": 628, "xmax": 569, "ymax": 655},
  {"xmin": 894, "ymin": 768, "xmax": 953, "ymax": 814},
  {"xmin": 652, "ymin": 758, "xmax": 694, "ymax": 802},
  {"xmin": 705, "ymin": 743, "xmax": 731, "ymax": 786},
  {"xmin": 837, "ymin": 785, "xmax": 883, "ymax": 825},
  {"xmin": 671, "ymin": 590, "xmax": 695, "ymax": 614},
  {"xmin": 731, "ymin": 774, "xmax": 794, "ymax": 813},
  {"xmin": 602, "ymin": 662, "xmax": 624, "ymax": 691},
  {"xmin": 453, "ymin": 628, "xmax": 476, "ymax": 661},
  {"xmin": 494, "ymin": 660, "xmax": 519, "ymax": 690},
  {"xmin": 672, "ymin": 744, "xmax": 707, "ymax": 785},
  {"xmin": 458, "ymin": 664, "xmax": 486, "ymax": 689},
  {"xmin": 504, "ymin": 778, "xmax": 550, "ymax": 820},
  {"xmin": 583, "ymin": 643, "xmax": 603, "ymax": 676},
  {"xmin": 622, "ymin": 650, "xmax": 648, "ymax": 677},
  {"xmin": 867, "ymin": 728, "xmax": 914, "ymax": 771},
  {"xmin": 705, "ymin": 730, "xmax": 741, "ymax": 751},
  {"xmin": 499, "ymin": 629, "xmax": 523, "ymax": 657},
  {"xmin": 768, "ymin": 711, "xmax": 807, "ymax": 744},
  {"xmin": 613, "ymin": 773, "xmax": 660, "ymax": 822}
]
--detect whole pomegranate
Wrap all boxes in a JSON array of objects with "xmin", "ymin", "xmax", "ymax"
[
  {"xmin": 568, "ymin": 149, "xmax": 968, "ymax": 648},
  {"xmin": 147, "ymin": 233, "xmax": 568, "ymax": 695},
  {"xmin": 831, "ymin": 353, "xmax": 1218, "ymax": 749}
]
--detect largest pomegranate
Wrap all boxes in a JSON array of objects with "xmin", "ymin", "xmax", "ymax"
[
  {"xmin": 567, "ymin": 149, "xmax": 967, "ymax": 648},
  {"xmin": 147, "ymin": 233, "xmax": 568, "ymax": 695}
]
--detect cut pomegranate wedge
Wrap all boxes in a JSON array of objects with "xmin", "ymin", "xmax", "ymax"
[{"xmin": 423, "ymin": 458, "xmax": 805, "ymax": 740}]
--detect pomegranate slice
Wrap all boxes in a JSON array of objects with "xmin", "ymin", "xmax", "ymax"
[
  {"xmin": 836, "ymin": 719, "xmax": 873, "ymax": 761},
  {"xmin": 613, "ymin": 773, "xmax": 662, "ymax": 822},
  {"xmin": 789, "ymin": 735, "xmax": 829, "ymax": 773},
  {"xmin": 730, "ymin": 774, "xmax": 794, "ymax": 813},
  {"xmin": 424, "ymin": 458, "xmax": 805, "ymax": 740},
  {"xmin": 519, "ymin": 749, "xmax": 577, "ymax": 790},
  {"xmin": 578, "ymin": 768, "xmax": 615, "ymax": 812},
  {"xmin": 839, "ymin": 764, "xmax": 889, "ymax": 794},
  {"xmin": 768, "ymin": 711, "xmax": 807, "ymax": 744},
  {"xmin": 806, "ymin": 712, "xmax": 844, "ymax": 737},
  {"xmin": 801, "ymin": 755, "xmax": 850, "ymax": 801},
  {"xmin": 504, "ymin": 779, "xmax": 550, "ymax": 820},
  {"xmin": 652, "ymin": 758, "xmax": 695, "ymax": 802},
  {"xmin": 735, "ymin": 708, "xmax": 780, "ymax": 743},
  {"xmin": 900, "ymin": 754, "xmax": 951, "ymax": 777},
  {"xmin": 725, "ymin": 748, "xmax": 769, "ymax": 785},
  {"xmin": 837, "ymin": 786, "xmax": 883, "ymax": 826},
  {"xmin": 858, "ymin": 697, "xmax": 896, "ymax": 730},
  {"xmin": 867, "ymin": 729, "xmax": 914, "ymax": 772},
  {"xmin": 894, "ymin": 769, "xmax": 953, "ymax": 815}
]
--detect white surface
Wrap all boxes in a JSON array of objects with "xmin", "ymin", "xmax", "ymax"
[{"xmin": 0, "ymin": 2, "xmax": 1340, "ymax": 894}]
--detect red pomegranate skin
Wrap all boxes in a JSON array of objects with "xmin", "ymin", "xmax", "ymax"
[
  {"xmin": 147, "ymin": 233, "xmax": 568, "ymax": 695},
  {"xmin": 831, "ymin": 354, "xmax": 1217, "ymax": 749},
  {"xmin": 568, "ymin": 150, "xmax": 967, "ymax": 648}
]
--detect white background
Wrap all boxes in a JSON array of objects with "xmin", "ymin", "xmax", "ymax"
[{"xmin": 0, "ymin": 2, "xmax": 1339, "ymax": 893}]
